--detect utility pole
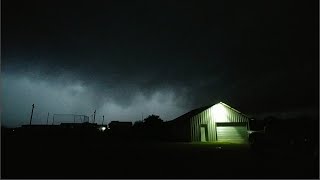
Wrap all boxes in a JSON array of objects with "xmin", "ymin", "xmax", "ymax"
[
  {"xmin": 52, "ymin": 115, "xmax": 55, "ymax": 125},
  {"xmin": 46, "ymin": 112, "xmax": 49, "ymax": 125},
  {"xmin": 29, "ymin": 104, "xmax": 35, "ymax": 125},
  {"xmin": 102, "ymin": 115, "xmax": 104, "ymax": 125},
  {"xmin": 93, "ymin": 110, "xmax": 96, "ymax": 123}
]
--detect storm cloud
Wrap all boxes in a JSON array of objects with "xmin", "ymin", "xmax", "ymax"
[
  {"xmin": 2, "ymin": 0, "xmax": 318, "ymax": 127},
  {"xmin": 2, "ymin": 70, "xmax": 192, "ymax": 127}
]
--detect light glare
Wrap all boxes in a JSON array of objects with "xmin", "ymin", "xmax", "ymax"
[
  {"xmin": 211, "ymin": 103, "xmax": 228, "ymax": 122},
  {"xmin": 99, "ymin": 126, "xmax": 106, "ymax": 131}
]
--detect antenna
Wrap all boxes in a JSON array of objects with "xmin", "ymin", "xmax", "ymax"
[
  {"xmin": 102, "ymin": 115, "xmax": 104, "ymax": 125},
  {"xmin": 29, "ymin": 104, "xmax": 35, "ymax": 125},
  {"xmin": 93, "ymin": 110, "xmax": 96, "ymax": 123}
]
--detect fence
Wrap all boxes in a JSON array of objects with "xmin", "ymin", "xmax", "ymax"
[{"xmin": 52, "ymin": 114, "xmax": 89, "ymax": 125}]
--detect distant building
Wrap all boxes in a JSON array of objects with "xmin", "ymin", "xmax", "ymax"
[
  {"xmin": 108, "ymin": 121, "xmax": 132, "ymax": 131},
  {"xmin": 21, "ymin": 124, "xmax": 59, "ymax": 128},
  {"xmin": 165, "ymin": 102, "xmax": 250, "ymax": 143},
  {"xmin": 20, "ymin": 122, "xmax": 99, "ymax": 132},
  {"xmin": 60, "ymin": 122, "xmax": 98, "ymax": 128}
]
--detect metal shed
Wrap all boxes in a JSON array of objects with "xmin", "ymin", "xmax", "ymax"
[{"xmin": 166, "ymin": 102, "xmax": 250, "ymax": 143}]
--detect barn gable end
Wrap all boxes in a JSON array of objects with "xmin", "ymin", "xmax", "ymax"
[{"xmin": 166, "ymin": 102, "xmax": 250, "ymax": 143}]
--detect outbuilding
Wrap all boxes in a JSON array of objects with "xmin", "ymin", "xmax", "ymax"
[{"xmin": 166, "ymin": 102, "xmax": 250, "ymax": 143}]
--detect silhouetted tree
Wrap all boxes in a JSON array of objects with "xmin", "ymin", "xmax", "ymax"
[
  {"xmin": 131, "ymin": 115, "xmax": 165, "ymax": 141},
  {"xmin": 143, "ymin": 114, "xmax": 164, "ymax": 141},
  {"xmin": 143, "ymin": 114, "xmax": 163, "ymax": 127},
  {"xmin": 133, "ymin": 120, "xmax": 144, "ymax": 128}
]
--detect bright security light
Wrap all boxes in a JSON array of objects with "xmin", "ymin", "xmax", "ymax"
[
  {"xmin": 99, "ymin": 127, "xmax": 106, "ymax": 131},
  {"xmin": 211, "ymin": 103, "xmax": 228, "ymax": 122}
]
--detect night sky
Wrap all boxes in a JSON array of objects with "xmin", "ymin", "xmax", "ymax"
[{"xmin": 2, "ymin": 0, "xmax": 319, "ymax": 127}]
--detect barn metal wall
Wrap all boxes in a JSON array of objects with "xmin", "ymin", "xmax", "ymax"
[
  {"xmin": 190, "ymin": 103, "xmax": 249, "ymax": 142},
  {"xmin": 216, "ymin": 126, "xmax": 248, "ymax": 142}
]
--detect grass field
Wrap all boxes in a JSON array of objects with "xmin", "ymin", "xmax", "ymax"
[{"xmin": 2, "ymin": 134, "xmax": 319, "ymax": 178}]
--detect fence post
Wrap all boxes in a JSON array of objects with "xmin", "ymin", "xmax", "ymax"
[{"xmin": 46, "ymin": 112, "xmax": 50, "ymax": 125}]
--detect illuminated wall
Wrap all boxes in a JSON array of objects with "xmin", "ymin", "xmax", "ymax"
[{"xmin": 190, "ymin": 102, "xmax": 249, "ymax": 142}]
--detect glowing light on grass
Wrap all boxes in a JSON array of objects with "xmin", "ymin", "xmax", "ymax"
[{"xmin": 211, "ymin": 103, "xmax": 228, "ymax": 122}]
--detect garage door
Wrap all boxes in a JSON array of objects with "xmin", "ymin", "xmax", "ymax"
[{"xmin": 216, "ymin": 126, "xmax": 248, "ymax": 143}]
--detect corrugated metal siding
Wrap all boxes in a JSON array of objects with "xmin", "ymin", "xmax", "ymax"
[
  {"xmin": 216, "ymin": 126, "xmax": 248, "ymax": 142},
  {"xmin": 222, "ymin": 105, "xmax": 248, "ymax": 123},
  {"xmin": 191, "ymin": 108, "xmax": 212, "ymax": 142},
  {"xmin": 191, "ymin": 103, "xmax": 249, "ymax": 142}
]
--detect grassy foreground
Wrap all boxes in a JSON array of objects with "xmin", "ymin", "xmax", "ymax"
[{"xmin": 2, "ymin": 134, "xmax": 318, "ymax": 178}]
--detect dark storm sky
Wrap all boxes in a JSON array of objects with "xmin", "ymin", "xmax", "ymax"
[{"xmin": 2, "ymin": 0, "xmax": 319, "ymax": 127}]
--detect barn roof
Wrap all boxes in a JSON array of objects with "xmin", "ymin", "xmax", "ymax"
[
  {"xmin": 168, "ymin": 102, "xmax": 249, "ymax": 123},
  {"xmin": 169, "ymin": 104, "xmax": 214, "ymax": 123}
]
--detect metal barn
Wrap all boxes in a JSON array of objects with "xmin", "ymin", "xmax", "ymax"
[{"xmin": 166, "ymin": 102, "xmax": 250, "ymax": 143}]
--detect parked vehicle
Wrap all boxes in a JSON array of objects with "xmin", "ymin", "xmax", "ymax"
[{"xmin": 249, "ymin": 117, "xmax": 318, "ymax": 156}]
